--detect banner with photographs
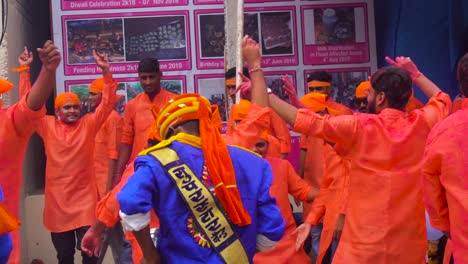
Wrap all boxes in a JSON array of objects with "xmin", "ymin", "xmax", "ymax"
[
  {"xmin": 193, "ymin": 0, "xmax": 294, "ymax": 5},
  {"xmin": 65, "ymin": 75, "xmax": 186, "ymax": 116},
  {"xmin": 62, "ymin": 10, "xmax": 191, "ymax": 76},
  {"xmin": 301, "ymin": 2, "xmax": 370, "ymax": 65},
  {"xmin": 303, "ymin": 67, "xmax": 370, "ymax": 111},
  {"xmin": 195, "ymin": 6, "xmax": 298, "ymax": 70},
  {"xmin": 61, "ymin": 0, "xmax": 188, "ymax": 11}
]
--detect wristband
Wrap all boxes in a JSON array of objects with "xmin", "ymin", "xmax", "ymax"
[
  {"xmin": 248, "ymin": 65, "xmax": 262, "ymax": 74},
  {"xmin": 267, "ymin": 88, "xmax": 272, "ymax": 94}
]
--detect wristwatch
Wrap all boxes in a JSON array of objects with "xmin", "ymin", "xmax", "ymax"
[{"xmin": 267, "ymin": 88, "xmax": 272, "ymax": 94}]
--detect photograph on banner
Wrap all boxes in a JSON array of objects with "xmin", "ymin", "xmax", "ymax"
[
  {"xmin": 194, "ymin": 74, "xmax": 227, "ymax": 122},
  {"xmin": 193, "ymin": 0, "xmax": 293, "ymax": 5},
  {"xmin": 62, "ymin": 11, "xmax": 191, "ymax": 76},
  {"xmin": 194, "ymin": 6, "xmax": 298, "ymax": 70},
  {"xmin": 263, "ymin": 70, "xmax": 297, "ymax": 103},
  {"xmin": 303, "ymin": 68, "xmax": 370, "ymax": 110},
  {"xmin": 60, "ymin": 0, "xmax": 188, "ymax": 11},
  {"xmin": 65, "ymin": 75, "xmax": 186, "ymax": 115},
  {"xmin": 66, "ymin": 18, "xmax": 125, "ymax": 64},
  {"xmin": 301, "ymin": 3, "xmax": 370, "ymax": 65}
]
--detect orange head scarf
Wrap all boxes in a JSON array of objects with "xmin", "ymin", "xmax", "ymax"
[
  {"xmin": 308, "ymin": 80, "xmax": 331, "ymax": 88},
  {"xmin": 232, "ymin": 99, "xmax": 251, "ymax": 121},
  {"xmin": 157, "ymin": 93, "xmax": 251, "ymax": 226},
  {"xmin": 55, "ymin": 92, "xmax": 80, "ymax": 109},
  {"xmin": 225, "ymin": 78, "xmax": 236, "ymax": 87},
  {"xmin": 300, "ymin": 92, "xmax": 338, "ymax": 115},
  {"xmin": 355, "ymin": 81, "xmax": 370, "ymax": 98},
  {"xmin": 0, "ymin": 79, "xmax": 14, "ymax": 94},
  {"xmin": 89, "ymin": 78, "xmax": 105, "ymax": 94}
]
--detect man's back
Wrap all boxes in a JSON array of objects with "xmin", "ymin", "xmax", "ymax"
[{"xmin": 118, "ymin": 137, "xmax": 284, "ymax": 263}]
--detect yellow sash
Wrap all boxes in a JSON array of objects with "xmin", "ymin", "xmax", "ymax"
[{"xmin": 149, "ymin": 147, "xmax": 249, "ymax": 264}]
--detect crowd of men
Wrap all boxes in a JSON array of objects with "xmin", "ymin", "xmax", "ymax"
[{"xmin": 0, "ymin": 35, "xmax": 466, "ymax": 264}]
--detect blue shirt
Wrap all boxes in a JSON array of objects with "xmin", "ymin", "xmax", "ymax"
[
  {"xmin": 0, "ymin": 186, "xmax": 13, "ymax": 264},
  {"xmin": 118, "ymin": 140, "xmax": 285, "ymax": 263}
]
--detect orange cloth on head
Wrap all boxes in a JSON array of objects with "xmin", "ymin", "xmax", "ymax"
[
  {"xmin": 225, "ymin": 78, "xmax": 236, "ymax": 86},
  {"xmin": 232, "ymin": 99, "xmax": 251, "ymax": 121},
  {"xmin": 308, "ymin": 80, "xmax": 331, "ymax": 87},
  {"xmin": 1, "ymin": 72, "xmax": 45, "ymax": 264},
  {"xmin": 94, "ymin": 110, "xmax": 122, "ymax": 198},
  {"xmin": 36, "ymin": 74, "xmax": 117, "ymax": 233},
  {"xmin": 0, "ymin": 79, "xmax": 13, "ymax": 94},
  {"xmin": 300, "ymin": 92, "xmax": 339, "ymax": 115},
  {"xmin": 254, "ymin": 157, "xmax": 311, "ymax": 263},
  {"xmin": 121, "ymin": 90, "xmax": 176, "ymax": 162},
  {"xmin": 295, "ymin": 92, "xmax": 451, "ymax": 263},
  {"xmin": 326, "ymin": 97, "xmax": 354, "ymax": 115},
  {"xmin": 422, "ymin": 98, "xmax": 468, "ymax": 264},
  {"xmin": 89, "ymin": 78, "xmax": 105, "ymax": 94},
  {"xmin": 54, "ymin": 92, "xmax": 80, "ymax": 109},
  {"xmin": 355, "ymin": 81, "xmax": 370, "ymax": 98},
  {"xmin": 157, "ymin": 93, "xmax": 251, "ymax": 225}
]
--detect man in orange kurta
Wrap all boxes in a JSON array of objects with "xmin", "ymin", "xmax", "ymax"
[
  {"xmin": 114, "ymin": 58, "xmax": 176, "ymax": 187},
  {"xmin": 421, "ymin": 53, "xmax": 468, "ymax": 264},
  {"xmin": 252, "ymin": 131, "xmax": 317, "ymax": 264},
  {"xmin": 34, "ymin": 51, "xmax": 116, "ymax": 264},
  {"xmin": 263, "ymin": 55, "xmax": 451, "ymax": 263},
  {"xmin": 0, "ymin": 42, "xmax": 60, "ymax": 264}
]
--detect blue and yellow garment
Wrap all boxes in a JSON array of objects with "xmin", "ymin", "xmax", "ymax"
[
  {"xmin": 118, "ymin": 134, "xmax": 285, "ymax": 263},
  {"xmin": 0, "ymin": 186, "xmax": 13, "ymax": 264}
]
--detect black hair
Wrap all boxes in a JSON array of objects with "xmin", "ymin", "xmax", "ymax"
[
  {"xmin": 370, "ymin": 67, "xmax": 412, "ymax": 110},
  {"xmin": 138, "ymin": 58, "xmax": 160, "ymax": 73},
  {"xmin": 307, "ymin": 71, "xmax": 332, "ymax": 83},
  {"xmin": 225, "ymin": 67, "xmax": 250, "ymax": 79}
]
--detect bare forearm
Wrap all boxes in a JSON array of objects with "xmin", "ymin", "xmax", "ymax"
[
  {"xmin": 113, "ymin": 143, "xmax": 132, "ymax": 186},
  {"xmin": 268, "ymin": 94, "xmax": 298, "ymax": 126},
  {"xmin": 250, "ymin": 69, "xmax": 268, "ymax": 107},
  {"xmin": 106, "ymin": 159, "xmax": 118, "ymax": 192},
  {"xmin": 26, "ymin": 67, "xmax": 55, "ymax": 111},
  {"xmin": 133, "ymin": 225, "xmax": 161, "ymax": 264},
  {"xmin": 414, "ymin": 74, "xmax": 441, "ymax": 99}
]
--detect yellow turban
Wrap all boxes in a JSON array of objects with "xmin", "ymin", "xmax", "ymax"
[
  {"xmin": 55, "ymin": 92, "xmax": 80, "ymax": 109},
  {"xmin": 156, "ymin": 93, "xmax": 251, "ymax": 226},
  {"xmin": 300, "ymin": 92, "xmax": 338, "ymax": 115},
  {"xmin": 0, "ymin": 79, "xmax": 14, "ymax": 94},
  {"xmin": 231, "ymin": 99, "xmax": 251, "ymax": 121},
  {"xmin": 89, "ymin": 78, "xmax": 105, "ymax": 94},
  {"xmin": 355, "ymin": 81, "xmax": 370, "ymax": 98}
]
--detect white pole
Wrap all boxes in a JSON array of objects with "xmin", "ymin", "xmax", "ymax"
[{"xmin": 235, "ymin": 0, "xmax": 244, "ymax": 104}]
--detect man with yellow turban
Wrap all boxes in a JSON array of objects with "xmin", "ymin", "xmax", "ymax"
[
  {"xmin": 116, "ymin": 93, "xmax": 285, "ymax": 263},
  {"xmin": 354, "ymin": 80, "xmax": 370, "ymax": 113},
  {"xmin": 251, "ymin": 129, "xmax": 318, "ymax": 264},
  {"xmin": 0, "ymin": 41, "xmax": 60, "ymax": 264},
  {"xmin": 33, "ymin": 50, "xmax": 117, "ymax": 264}
]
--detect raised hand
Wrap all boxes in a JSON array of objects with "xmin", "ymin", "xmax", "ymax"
[
  {"xmin": 234, "ymin": 72, "xmax": 252, "ymax": 100},
  {"xmin": 281, "ymin": 75, "xmax": 301, "ymax": 106},
  {"xmin": 93, "ymin": 50, "xmax": 110, "ymax": 75},
  {"xmin": 291, "ymin": 223, "xmax": 312, "ymax": 251},
  {"xmin": 385, "ymin": 56, "xmax": 422, "ymax": 81},
  {"xmin": 37, "ymin": 40, "xmax": 61, "ymax": 72},
  {"xmin": 242, "ymin": 35, "xmax": 261, "ymax": 67},
  {"xmin": 18, "ymin": 47, "xmax": 33, "ymax": 66}
]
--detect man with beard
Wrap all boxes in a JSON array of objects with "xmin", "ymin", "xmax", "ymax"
[
  {"xmin": 261, "ymin": 53, "xmax": 451, "ymax": 263},
  {"xmin": 113, "ymin": 58, "xmax": 176, "ymax": 187}
]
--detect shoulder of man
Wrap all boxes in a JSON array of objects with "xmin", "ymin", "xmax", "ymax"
[{"xmin": 228, "ymin": 144, "xmax": 262, "ymax": 158}]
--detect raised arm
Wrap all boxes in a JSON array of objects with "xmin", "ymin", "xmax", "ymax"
[
  {"xmin": 27, "ymin": 40, "xmax": 60, "ymax": 111},
  {"xmin": 15, "ymin": 47, "xmax": 34, "ymax": 97},
  {"xmin": 385, "ymin": 56, "xmax": 441, "ymax": 98},
  {"xmin": 242, "ymin": 35, "xmax": 268, "ymax": 107}
]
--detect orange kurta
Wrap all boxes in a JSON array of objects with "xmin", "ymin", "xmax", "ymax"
[
  {"xmin": 94, "ymin": 110, "xmax": 122, "ymax": 198},
  {"xmin": 451, "ymin": 98, "xmax": 463, "ymax": 113},
  {"xmin": 227, "ymin": 106, "xmax": 291, "ymax": 154},
  {"xmin": 36, "ymin": 75, "xmax": 116, "ymax": 232},
  {"xmin": 254, "ymin": 157, "xmax": 311, "ymax": 264},
  {"xmin": 0, "ymin": 93, "xmax": 44, "ymax": 264},
  {"xmin": 121, "ymin": 90, "xmax": 176, "ymax": 162},
  {"xmin": 422, "ymin": 98, "xmax": 468, "ymax": 264},
  {"xmin": 294, "ymin": 92, "xmax": 451, "ymax": 263},
  {"xmin": 305, "ymin": 143, "xmax": 350, "ymax": 264}
]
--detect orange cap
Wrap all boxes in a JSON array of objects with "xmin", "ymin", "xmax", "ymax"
[
  {"xmin": 355, "ymin": 81, "xmax": 370, "ymax": 98},
  {"xmin": 300, "ymin": 92, "xmax": 338, "ymax": 115},
  {"xmin": 231, "ymin": 99, "xmax": 251, "ymax": 121},
  {"xmin": 54, "ymin": 92, "xmax": 80, "ymax": 109},
  {"xmin": 89, "ymin": 78, "xmax": 105, "ymax": 94}
]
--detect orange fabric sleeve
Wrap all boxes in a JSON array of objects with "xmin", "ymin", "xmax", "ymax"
[
  {"xmin": 107, "ymin": 113, "xmax": 122, "ymax": 159},
  {"xmin": 285, "ymin": 160, "xmax": 312, "ymax": 202},
  {"xmin": 293, "ymin": 109, "xmax": 358, "ymax": 149},
  {"xmin": 120, "ymin": 101, "xmax": 135, "ymax": 145},
  {"xmin": 19, "ymin": 70, "xmax": 31, "ymax": 98},
  {"xmin": 421, "ymin": 131, "xmax": 450, "ymax": 231},
  {"xmin": 418, "ymin": 92, "xmax": 452, "ymax": 128},
  {"xmin": 226, "ymin": 105, "xmax": 236, "ymax": 135},
  {"xmin": 12, "ymin": 92, "xmax": 46, "ymax": 136},
  {"xmin": 87, "ymin": 74, "xmax": 117, "ymax": 134},
  {"xmin": 299, "ymin": 134, "xmax": 307, "ymax": 149},
  {"xmin": 305, "ymin": 189, "xmax": 328, "ymax": 225},
  {"xmin": 270, "ymin": 110, "xmax": 291, "ymax": 154}
]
